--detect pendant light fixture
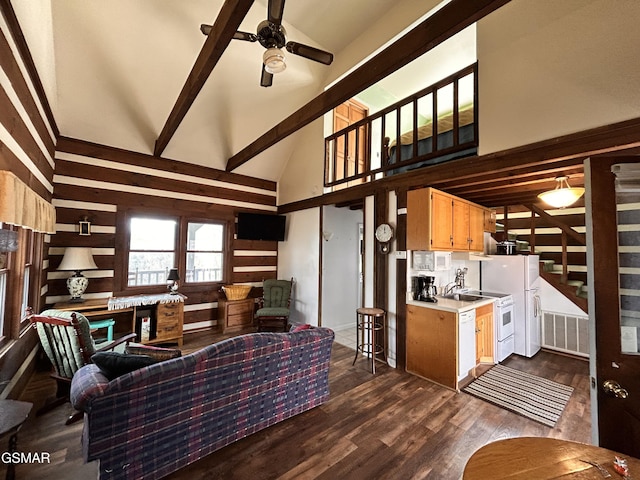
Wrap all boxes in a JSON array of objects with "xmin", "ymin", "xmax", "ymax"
[{"xmin": 537, "ymin": 176, "xmax": 585, "ymax": 208}]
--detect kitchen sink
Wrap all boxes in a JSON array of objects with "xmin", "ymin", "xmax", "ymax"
[{"xmin": 440, "ymin": 293, "xmax": 486, "ymax": 302}]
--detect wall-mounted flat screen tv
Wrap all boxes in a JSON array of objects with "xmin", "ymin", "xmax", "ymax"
[{"xmin": 237, "ymin": 212, "xmax": 286, "ymax": 241}]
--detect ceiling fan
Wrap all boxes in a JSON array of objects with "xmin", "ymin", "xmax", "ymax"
[{"xmin": 200, "ymin": 0, "xmax": 334, "ymax": 87}]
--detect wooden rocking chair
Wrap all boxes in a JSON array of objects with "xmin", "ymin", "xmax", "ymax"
[{"xmin": 27, "ymin": 307, "xmax": 136, "ymax": 425}]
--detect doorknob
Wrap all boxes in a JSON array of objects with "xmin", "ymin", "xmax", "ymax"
[{"xmin": 602, "ymin": 380, "xmax": 629, "ymax": 399}]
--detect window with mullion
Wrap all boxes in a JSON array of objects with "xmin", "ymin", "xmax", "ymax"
[
  {"xmin": 185, "ymin": 221, "xmax": 224, "ymax": 284},
  {"xmin": 127, "ymin": 217, "xmax": 178, "ymax": 287}
]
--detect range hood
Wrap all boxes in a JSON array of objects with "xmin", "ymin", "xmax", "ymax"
[{"xmin": 452, "ymin": 251, "xmax": 493, "ymax": 262}]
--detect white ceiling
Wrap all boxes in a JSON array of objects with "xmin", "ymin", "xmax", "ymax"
[{"xmin": 16, "ymin": 0, "xmax": 473, "ymax": 181}]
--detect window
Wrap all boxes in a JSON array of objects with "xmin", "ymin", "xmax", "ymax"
[
  {"xmin": 20, "ymin": 229, "xmax": 33, "ymax": 322},
  {"xmin": 125, "ymin": 214, "xmax": 227, "ymax": 289},
  {"xmin": 0, "ymin": 224, "xmax": 43, "ymax": 345},
  {"xmin": 128, "ymin": 217, "xmax": 178, "ymax": 287},
  {"xmin": 186, "ymin": 222, "xmax": 224, "ymax": 283}
]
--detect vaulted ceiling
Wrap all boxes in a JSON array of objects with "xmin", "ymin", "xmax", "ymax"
[
  {"xmin": 14, "ymin": 0, "xmax": 640, "ymax": 210},
  {"xmin": 16, "ymin": 0, "xmax": 451, "ymax": 181}
]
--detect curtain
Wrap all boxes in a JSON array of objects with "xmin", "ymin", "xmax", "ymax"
[{"xmin": 0, "ymin": 170, "xmax": 56, "ymax": 233}]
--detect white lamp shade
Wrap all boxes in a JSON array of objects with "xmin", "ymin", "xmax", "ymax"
[
  {"xmin": 537, "ymin": 176, "xmax": 585, "ymax": 208},
  {"xmin": 58, "ymin": 247, "xmax": 98, "ymax": 271},
  {"xmin": 263, "ymin": 48, "xmax": 286, "ymax": 74}
]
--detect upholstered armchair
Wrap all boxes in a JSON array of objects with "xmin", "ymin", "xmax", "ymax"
[
  {"xmin": 255, "ymin": 278, "xmax": 293, "ymax": 332},
  {"xmin": 27, "ymin": 308, "xmax": 136, "ymax": 424}
]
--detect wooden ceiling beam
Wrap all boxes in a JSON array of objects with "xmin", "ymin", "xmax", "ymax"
[
  {"xmin": 435, "ymin": 160, "xmax": 585, "ymax": 191},
  {"xmin": 154, "ymin": 0, "xmax": 254, "ymax": 157},
  {"xmin": 225, "ymin": 0, "xmax": 511, "ymax": 172}
]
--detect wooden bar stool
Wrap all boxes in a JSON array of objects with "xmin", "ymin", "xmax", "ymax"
[{"xmin": 352, "ymin": 307, "xmax": 386, "ymax": 374}]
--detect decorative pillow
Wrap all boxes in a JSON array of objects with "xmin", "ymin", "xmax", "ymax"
[
  {"xmin": 125, "ymin": 343, "xmax": 182, "ymax": 361},
  {"xmin": 91, "ymin": 352, "xmax": 157, "ymax": 380},
  {"xmin": 291, "ymin": 323, "xmax": 312, "ymax": 332}
]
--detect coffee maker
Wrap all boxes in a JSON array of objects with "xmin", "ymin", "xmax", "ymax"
[{"xmin": 412, "ymin": 275, "xmax": 438, "ymax": 302}]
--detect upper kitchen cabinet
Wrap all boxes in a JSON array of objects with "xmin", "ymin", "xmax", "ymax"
[{"xmin": 407, "ymin": 187, "xmax": 491, "ymax": 252}]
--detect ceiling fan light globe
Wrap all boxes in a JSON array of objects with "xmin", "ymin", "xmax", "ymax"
[{"xmin": 263, "ymin": 48, "xmax": 286, "ymax": 74}]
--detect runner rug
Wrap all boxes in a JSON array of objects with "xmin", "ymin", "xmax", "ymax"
[{"xmin": 462, "ymin": 364, "xmax": 574, "ymax": 427}]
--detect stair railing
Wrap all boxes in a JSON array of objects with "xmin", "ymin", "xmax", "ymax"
[{"xmin": 527, "ymin": 204, "xmax": 586, "ymax": 284}]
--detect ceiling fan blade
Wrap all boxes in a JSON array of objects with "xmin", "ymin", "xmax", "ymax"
[
  {"xmin": 200, "ymin": 25, "xmax": 257, "ymax": 42},
  {"xmin": 233, "ymin": 31, "xmax": 258, "ymax": 42},
  {"xmin": 268, "ymin": 0, "xmax": 285, "ymax": 26},
  {"xmin": 285, "ymin": 42, "xmax": 334, "ymax": 65},
  {"xmin": 260, "ymin": 65, "xmax": 273, "ymax": 88}
]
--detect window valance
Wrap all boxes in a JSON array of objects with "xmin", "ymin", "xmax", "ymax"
[{"xmin": 0, "ymin": 170, "xmax": 56, "ymax": 234}]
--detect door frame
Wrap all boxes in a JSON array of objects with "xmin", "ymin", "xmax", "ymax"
[{"xmin": 587, "ymin": 155, "xmax": 640, "ymax": 454}]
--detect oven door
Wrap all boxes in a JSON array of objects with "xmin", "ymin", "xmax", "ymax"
[{"xmin": 496, "ymin": 301, "xmax": 514, "ymax": 341}]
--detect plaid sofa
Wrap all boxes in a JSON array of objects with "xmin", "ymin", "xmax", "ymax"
[{"xmin": 70, "ymin": 327, "xmax": 335, "ymax": 480}]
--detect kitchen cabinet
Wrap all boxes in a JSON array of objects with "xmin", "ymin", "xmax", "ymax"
[
  {"xmin": 483, "ymin": 208, "xmax": 497, "ymax": 233},
  {"xmin": 407, "ymin": 187, "xmax": 487, "ymax": 252},
  {"xmin": 475, "ymin": 303, "xmax": 494, "ymax": 364},
  {"xmin": 407, "ymin": 303, "xmax": 477, "ymax": 390},
  {"xmin": 452, "ymin": 198, "xmax": 470, "ymax": 250},
  {"xmin": 406, "ymin": 304, "xmax": 457, "ymax": 389}
]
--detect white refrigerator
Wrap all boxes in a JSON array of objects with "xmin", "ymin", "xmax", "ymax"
[{"xmin": 481, "ymin": 255, "xmax": 541, "ymax": 357}]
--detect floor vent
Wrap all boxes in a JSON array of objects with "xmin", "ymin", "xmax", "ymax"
[{"xmin": 541, "ymin": 311, "xmax": 589, "ymax": 357}]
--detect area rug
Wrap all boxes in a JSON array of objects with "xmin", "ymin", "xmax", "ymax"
[{"xmin": 462, "ymin": 364, "xmax": 574, "ymax": 427}]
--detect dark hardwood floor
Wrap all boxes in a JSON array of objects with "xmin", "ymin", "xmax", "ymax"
[{"xmin": 4, "ymin": 330, "xmax": 591, "ymax": 480}]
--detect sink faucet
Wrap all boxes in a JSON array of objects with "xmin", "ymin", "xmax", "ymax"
[
  {"xmin": 443, "ymin": 267, "xmax": 469, "ymax": 296},
  {"xmin": 454, "ymin": 267, "xmax": 468, "ymax": 289},
  {"xmin": 443, "ymin": 282, "xmax": 457, "ymax": 296}
]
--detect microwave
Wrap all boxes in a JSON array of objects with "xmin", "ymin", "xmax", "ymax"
[{"xmin": 412, "ymin": 251, "xmax": 451, "ymax": 271}]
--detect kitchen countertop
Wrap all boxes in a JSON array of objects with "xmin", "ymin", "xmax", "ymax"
[{"xmin": 406, "ymin": 293, "xmax": 495, "ymax": 313}]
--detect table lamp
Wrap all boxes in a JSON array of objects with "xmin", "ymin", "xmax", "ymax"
[
  {"xmin": 58, "ymin": 247, "xmax": 98, "ymax": 302},
  {"xmin": 167, "ymin": 268, "xmax": 180, "ymax": 294}
]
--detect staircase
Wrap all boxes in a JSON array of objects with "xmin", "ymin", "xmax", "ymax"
[{"xmin": 495, "ymin": 204, "xmax": 588, "ymax": 313}]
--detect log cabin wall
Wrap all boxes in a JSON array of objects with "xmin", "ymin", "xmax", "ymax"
[
  {"xmin": 50, "ymin": 137, "xmax": 278, "ymax": 333},
  {"xmin": 0, "ymin": 5, "xmax": 57, "ymax": 397}
]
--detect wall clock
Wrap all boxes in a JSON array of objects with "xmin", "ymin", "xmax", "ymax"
[{"xmin": 375, "ymin": 223, "xmax": 394, "ymax": 254}]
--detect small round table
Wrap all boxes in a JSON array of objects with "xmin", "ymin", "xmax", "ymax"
[
  {"xmin": 352, "ymin": 307, "xmax": 386, "ymax": 374},
  {"xmin": 463, "ymin": 437, "xmax": 640, "ymax": 479},
  {"xmin": 0, "ymin": 399, "xmax": 32, "ymax": 480}
]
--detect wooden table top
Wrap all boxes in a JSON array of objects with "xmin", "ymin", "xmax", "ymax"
[
  {"xmin": 0, "ymin": 399, "xmax": 32, "ymax": 436},
  {"xmin": 463, "ymin": 437, "xmax": 640, "ymax": 479}
]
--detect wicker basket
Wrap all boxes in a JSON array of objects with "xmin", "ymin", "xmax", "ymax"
[{"xmin": 222, "ymin": 284, "xmax": 252, "ymax": 300}]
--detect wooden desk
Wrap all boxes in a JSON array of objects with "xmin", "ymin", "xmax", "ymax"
[
  {"xmin": 463, "ymin": 437, "xmax": 640, "ymax": 479},
  {"xmin": 53, "ymin": 298, "xmax": 133, "ymax": 318},
  {"xmin": 54, "ymin": 294, "xmax": 184, "ymax": 347}
]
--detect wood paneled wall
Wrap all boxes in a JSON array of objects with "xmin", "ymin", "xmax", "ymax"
[
  {"xmin": 51, "ymin": 137, "xmax": 279, "ymax": 332},
  {"xmin": 0, "ymin": 3, "xmax": 57, "ymax": 396}
]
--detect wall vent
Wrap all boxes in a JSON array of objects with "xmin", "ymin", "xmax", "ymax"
[{"xmin": 542, "ymin": 311, "xmax": 589, "ymax": 357}]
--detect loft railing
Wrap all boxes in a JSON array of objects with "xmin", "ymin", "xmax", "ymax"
[{"xmin": 324, "ymin": 63, "xmax": 478, "ymax": 189}]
